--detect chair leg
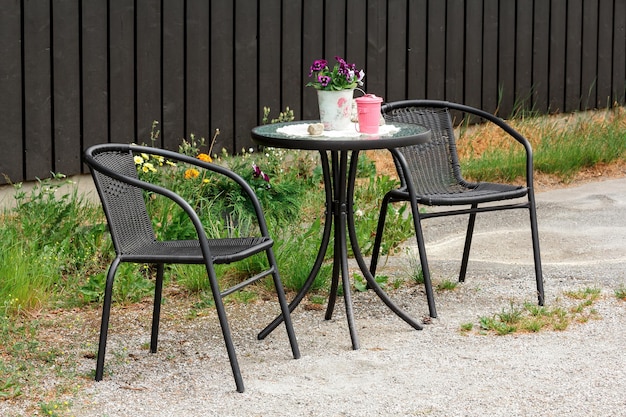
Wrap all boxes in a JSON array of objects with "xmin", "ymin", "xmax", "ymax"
[
  {"xmin": 95, "ymin": 257, "xmax": 121, "ymax": 381},
  {"xmin": 459, "ymin": 207, "xmax": 478, "ymax": 282},
  {"xmin": 267, "ymin": 250, "xmax": 300, "ymax": 359},
  {"xmin": 369, "ymin": 193, "xmax": 392, "ymax": 278},
  {"xmin": 528, "ymin": 195, "xmax": 545, "ymax": 305},
  {"xmin": 409, "ymin": 202, "xmax": 437, "ymax": 318},
  {"xmin": 205, "ymin": 263, "xmax": 245, "ymax": 393},
  {"xmin": 150, "ymin": 264, "xmax": 164, "ymax": 353}
]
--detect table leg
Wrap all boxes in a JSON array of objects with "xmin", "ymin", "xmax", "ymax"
[
  {"xmin": 257, "ymin": 152, "xmax": 334, "ymax": 340},
  {"xmin": 323, "ymin": 150, "xmax": 359, "ymax": 349},
  {"xmin": 346, "ymin": 150, "xmax": 424, "ymax": 331}
]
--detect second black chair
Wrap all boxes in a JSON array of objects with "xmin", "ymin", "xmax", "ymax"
[{"xmin": 370, "ymin": 100, "xmax": 545, "ymax": 318}]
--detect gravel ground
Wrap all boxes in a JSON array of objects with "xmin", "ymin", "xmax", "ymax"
[
  {"xmin": 68, "ymin": 285, "xmax": 626, "ymax": 417},
  {"xmin": 2, "ymin": 178, "xmax": 625, "ymax": 416}
]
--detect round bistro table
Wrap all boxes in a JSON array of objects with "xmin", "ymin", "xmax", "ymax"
[{"xmin": 251, "ymin": 120, "xmax": 433, "ymax": 349}]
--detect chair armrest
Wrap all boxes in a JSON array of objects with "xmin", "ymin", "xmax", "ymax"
[
  {"xmin": 384, "ymin": 100, "xmax": 536, "ymax": 186},
  {"xmin": 84, "ymin": 144, "xmax": 273, "ymax": 245}
]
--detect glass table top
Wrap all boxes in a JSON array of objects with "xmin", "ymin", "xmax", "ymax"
[{"xmin": 251, "ymin": 120, "xmax": 430, "ymax": 151}]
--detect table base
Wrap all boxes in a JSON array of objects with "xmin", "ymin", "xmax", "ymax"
[{"xmin": 258, "ymin": 149, "xmax": 426, "ymax": 349}]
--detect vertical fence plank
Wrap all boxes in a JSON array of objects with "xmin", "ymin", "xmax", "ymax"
[
  {"xmin": 161, "ymin": 0, "xmax": 185, "ymax": 150},
  {"xmin": 549, "ymin": 0, "xmax": 567, "ymax": 112},
  {"xmin": 23, "ymin": 0, "xmax": 53, "ymax": 180},
  {"xmin": 427, "ymin": 0, "xmax": 446, "ymax": 100},
  {"xmin": 613, "ymin": 0, "xmax": 626, "ymax": 103},
  {"xmin": 81, "ymin": 0, "xmax": 109, "ymax": 158},
  {"xmin": 325, "ymin": 0, "xmax": 347, "ymax": 58},
  {"xmin": 515, "ymin": 0, "xmax": 533, "ymax": 113},
  {"xmin": 209, "ymin": 1, "xmax": 232, "ymax": 153},
  {"xmin": 302, "ymin": 0, "xmax": 322, "ymax": 119},
  {"xmin": 597, "ymin": 0, "xmax": 614, "ymax": 107},
  {"xmin": 407, "ymin": 0, "xmax": 427, "ymax": 100},
  {"xmin": 565, "ymin": 0, "xmax": 583, "ymax": 112},
  {"xmin": 234, "ymin": 0, "xmax": 258, "ymax": 151},
  {"xmin": 346, "ymin": 0, "xmax": 367, "ymax": 94},
  {"xmin": 482, "ymin": 0, "xmax": 498, "ymax": 113},
  {"xmin": 258, "ymin": 0, "xmax": 282, "ymax": 124},
  {"xmin": 280, "ymin": 0, "xmax": 302, "ymax": 118},
  {"xmin": 386, "ymin": 0, "xmax": 408, "ymax": 102},
  {"xmin": 109, "ymin": 0, "xmax": 135, "ymax": 143},
  {"xmin": 283, "ymin": 1, "xmax": 304, "ymax": 118},
  {"xmin": 532, "ymin": 0, "xmax": 550, "ymax": 113},
  {"xmin": 465, "ymin": 0, "xmax": 483, "ymax": 109},
  {"xmin": 187, "ymin": 0, "xmax": 210, "ymax": 145},
  {"xmin": 445, "ymin": 0, "xmax": 464, "ymax": 104},
  {"xmin": 136, "ymin": 0, "xmax": 162, "ymax": 145},
  {"xmin": 366, "ymin": 0, "xmax": 387, "ymax": 98},
  {"xmin": 52, "ymin": 0, "xmax": 81, "ymax": 175},
  {"xmin": 497, "ymin": 1, "xmax": 515, "ymax": 116},
  {"xmin": 581, "ymin": 0, "xmax": 599, "ymax": 109},
  {"xmin": 0, "ymin": 0, "xmax": 24, "ymax": 184}
]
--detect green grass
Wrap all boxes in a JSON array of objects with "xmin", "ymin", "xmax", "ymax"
[
  {"xmin": 462, "ymin": 287, "xmax": 602, "ymax": 335},
  {"xmin": 436, "ymin": 279, "xmax": 458, "ymax": 291},
  {"xmin": 615, "ymin": 284, "xmax": 626, "ymax": 301},
  {"xmin": 459, "ymin": 106, "xmax": 626, "ymax": 182}
]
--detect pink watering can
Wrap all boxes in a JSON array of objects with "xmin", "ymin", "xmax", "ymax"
[{"xmin": 355, "ymin": 94, "xmax": 383, "ymax": 134}]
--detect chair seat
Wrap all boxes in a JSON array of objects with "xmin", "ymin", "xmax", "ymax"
[
  {"xmin": 392, "ymin": 181, "xmax": 528, "ymax": 206},
  {"xmin": 121, "ymin": 237, "xmax": 274, "ymax": 264},
  {"xmin": 416, "ymin": 182, "xmax": 528, "ymax": 206}
]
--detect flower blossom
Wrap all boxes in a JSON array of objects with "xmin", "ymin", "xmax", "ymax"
[
  {"xmin": 318, "ymin": 75, "xmax": 331, "ymax": 87},
  {"xmin": 252, "ymin": 163, "xmax": 270, "ymax": 183},
  {"xmin": 309, "ymin": 59, "xmax": 328, "ymax": 75},
  {"xmin": 197, "ymin": 153, "xmax": 212, "ymax": 163},
  {"xmin": 184, "ymin": 168, "xmax": 200, "ymax": 179},
  {"xmin": 142, "ymin": 163, "xmax": 156, "ymax": 173}
]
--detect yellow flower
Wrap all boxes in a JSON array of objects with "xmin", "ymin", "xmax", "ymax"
[
  {"xmin": 202, "ymin": 178, "xmax": 210, "ymax": 184},
  {"xmin": 184, "ymin": 168, "xmax": 200, "ymax": 179},
  {"xmin": 142, "ymin": 162, "xmax": 156, "ymax": 173},
  {"xmin": 165, "ymin": 160, "xmax": 177, "ymax": 167},
  {"xmin": 197, "ymin": 153, "xmax": 212, "ymax": 163},
  {"xmin": 141, "ymin": 153, "xmax": 150, "ymax": 161},
  {"xmin": 133, "ymin": 155, "xmax": 144, "ymax": 165}
]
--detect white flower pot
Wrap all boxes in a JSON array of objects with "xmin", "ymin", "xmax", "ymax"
[{"xmin": 317, "ymin": 88, "xmax": 355, "ymax": 130}]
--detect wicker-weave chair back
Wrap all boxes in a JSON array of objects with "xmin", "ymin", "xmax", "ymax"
[
  {"xmin": 383, "ymin": 106, "xmax": 468, "ymax": 196},
  {"xmin": 89, "ymin": 149, "xmax": 156, "ymax": 255}
]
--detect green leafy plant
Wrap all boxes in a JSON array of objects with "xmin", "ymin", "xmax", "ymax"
[{"xmin": 354, "ymin": 274, "xmax": 388, "ymax": 292}]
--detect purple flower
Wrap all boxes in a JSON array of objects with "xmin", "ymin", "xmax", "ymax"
[
  {"xmin": 318, "ymin": 75, "xmax": 331, "ymax": 87},
  {"xmin": 309, "ymin": 59, "xmax": 328, "ymax": 76},
  {"xmin": 252, "ymin": 163, "xmax": 270, "ymax": 183},
  {"xmin": 252, "ymin": 163, "xmax": 261, "ymax": 177}
]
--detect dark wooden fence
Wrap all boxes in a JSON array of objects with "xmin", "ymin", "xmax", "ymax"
[{"xmin": 1, "ymin": 0, "xmax": 625, "ymax": 184}]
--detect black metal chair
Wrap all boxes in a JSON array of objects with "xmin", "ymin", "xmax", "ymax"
[
  {"xmin": 84, "ymin": 143, "xmax": 300, "ymax": 393},
  {"xmin": 370, "ymin": 100, "xmax": 545, "ymax": 319}
]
